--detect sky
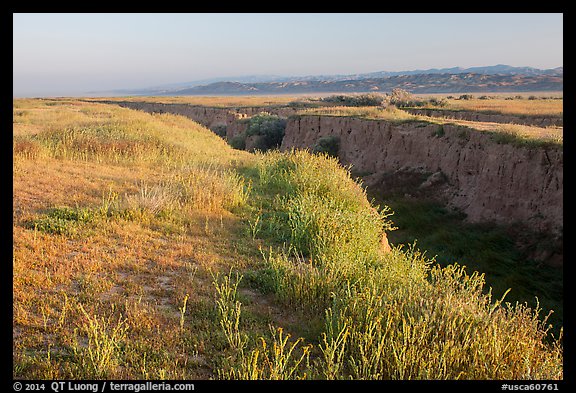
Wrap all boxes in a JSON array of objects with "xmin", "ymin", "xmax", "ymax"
[{"xmin": 13, "ymin": 13, "xmax": 563, "ymax": 97}]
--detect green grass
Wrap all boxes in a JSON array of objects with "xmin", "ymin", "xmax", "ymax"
[
  {"xmin": 379, "ymin": 197, "xmax": 563, "ymax": 335},
  {"xmin": 223, "ymin": 149, "xmax": 562, "ymax": 379}
]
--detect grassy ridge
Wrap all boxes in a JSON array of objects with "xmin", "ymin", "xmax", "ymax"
[
  {"xmin": 13, "ymin": 99, "xmax": 256, "ymax": 379},
  {"xmin": 228, "ymin": 151, "xmax": 562, "ymax": 379},
  {"xmin": 13, "ymin": 98, "xmax": 562, "ymax": 380}
]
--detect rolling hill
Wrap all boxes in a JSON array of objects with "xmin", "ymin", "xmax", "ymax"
[
  {"xmin": 162, "ymin": 72, "xmax": 563, "ymax": 96},
  {"xmin": 103, "ymin": 65, "xmax": 562, "ymax": 96}
]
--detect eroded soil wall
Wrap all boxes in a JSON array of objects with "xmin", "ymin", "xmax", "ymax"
[{"xmin": 281, "ymin": 115, "xmax": 563, "ymax": 236}]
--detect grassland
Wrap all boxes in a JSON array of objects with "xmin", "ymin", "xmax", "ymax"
[
  {"xmin": 296, "ymin": 105, "xmax": 418, "ymax": 122},
  {"xmin": 84, "ymin": 95, "xmax": 305, "ymax": 108},
  {"xmin": 420, "ymin": 97, "xmax": 563, "ymax": 117},
  {"xmin": 13, "ymin": 98, "xmax": 258, "ymax": 379},
  {"xmin": 85, "ymin": 92, "xmax": 563, "ymax": 115},
  {"xmin": 13, "ymin": 98, "xmax": 562, "ymax": 380}
]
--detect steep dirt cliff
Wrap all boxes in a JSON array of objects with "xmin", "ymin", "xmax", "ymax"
[
  {"xmin": 281, "ymin": 115, "xmax": 563, "ymax": 237},
  {"xmin": 403, "ymin": 108, "xmax": 563, "ymax": 127}
]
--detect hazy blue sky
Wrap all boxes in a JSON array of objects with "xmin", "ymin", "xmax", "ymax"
[{"xmin": 13, "ymin": 13, "xmax": 563, "ymax": 97}]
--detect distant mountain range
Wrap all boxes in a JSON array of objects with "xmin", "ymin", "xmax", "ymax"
[{"xmin": 107, "ymin": 65, "xmax": 563, "ymax": 96}]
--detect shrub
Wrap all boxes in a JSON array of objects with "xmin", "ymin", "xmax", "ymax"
[
  {"xmin": 74, "ymin": 304, "xmax": 129, "ymax": 379},
  {"xmin": 211, "ymin": 124, "xmax": 227, "ymax": 138},
  {"xmin": 222, "ymin": 325, "xmax": 312, "ymax": 380},
  {"xmin": 229, "ymin": 134, "xmax": 247, "ymax": 150},
  {"xmin": 287, "ymin": 99, "xmax": 320, "ymax": 109},
  {"xmin": 312, "ymin": 135, "xmax": 340, "ymax": 158},
  {"xmin": 385, "ymin": 88, "xmax": 416, "ymax": 107},
  {"xmin": 321, "ymin": 94, "xmax": 386, "ymax": 107},
  {"xmin": 213, "ymin": 271, "xmax": 247, "ymax": 352},
  {"xmin": 245, "ymin": 113, "xmax": 287, "ymax": 150},
  {"xmin": 427, "ymin": 97, "xmax": 448, "ymax": 107},
  {"xmin": 432, "ymin": 125, "xmax": 445, "ymax": 138},
  {"xmin": 254, "ymin": 150, "xmax": 394, "ymax": 266},
  {"xmin": 382, "ymin": 88, "xmax": 436, "ymax": 108},
  {"xmin": 458, "ymin": 94, "xmax": 474, "ymax": 100}
]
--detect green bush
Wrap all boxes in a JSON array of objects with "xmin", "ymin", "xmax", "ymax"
[
  {"xmin": 287, "ymin": 99, "xmax": 321, "ymax": 109},
  {"xmin": 428, "ymin": 97, "xmax": 448, "ymax": 107},
  {"xmin": 321, "ymin": 94, "xmax": 386, "ymax": 107},
  {"xmin": 211, "ymin": 124, "xmax": 228, "ymax": 138},
  {"xmin": 312, "ymin": 135, "xmax": 340, "ymax": 158},
  {"xmin": 432, "ymin": 125, "xmax": 445, "ymax": 138},
  {"xmin": 24, "ymin": 206, "xmax": 103, "ymax": 236},
  {"xmin": 229, "ymin": 134, "xmax": 247, "ymax": 150},
  {"xmin": 245, "ymin": 113, "xmax": 287, "ymax": 150}
]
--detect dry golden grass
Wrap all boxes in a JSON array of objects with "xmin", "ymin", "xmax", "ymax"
[
  {"xmin": 296, "ymin": 105, "xmax": 418, "ymax": 122},
  {"xmin": 12, "ymin": 98, "xmax": 268, "ymax": 379},
  {"xmin": 442, "ymin": 119, "xmax": 563, "ymax": 145},
  {"xmin": 85, "ymin": 95, "xmax": 306, "ymax": 108},
  {"xmin": 428, "ymin": 98, "xmax": 563, "ymax": 117}
]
